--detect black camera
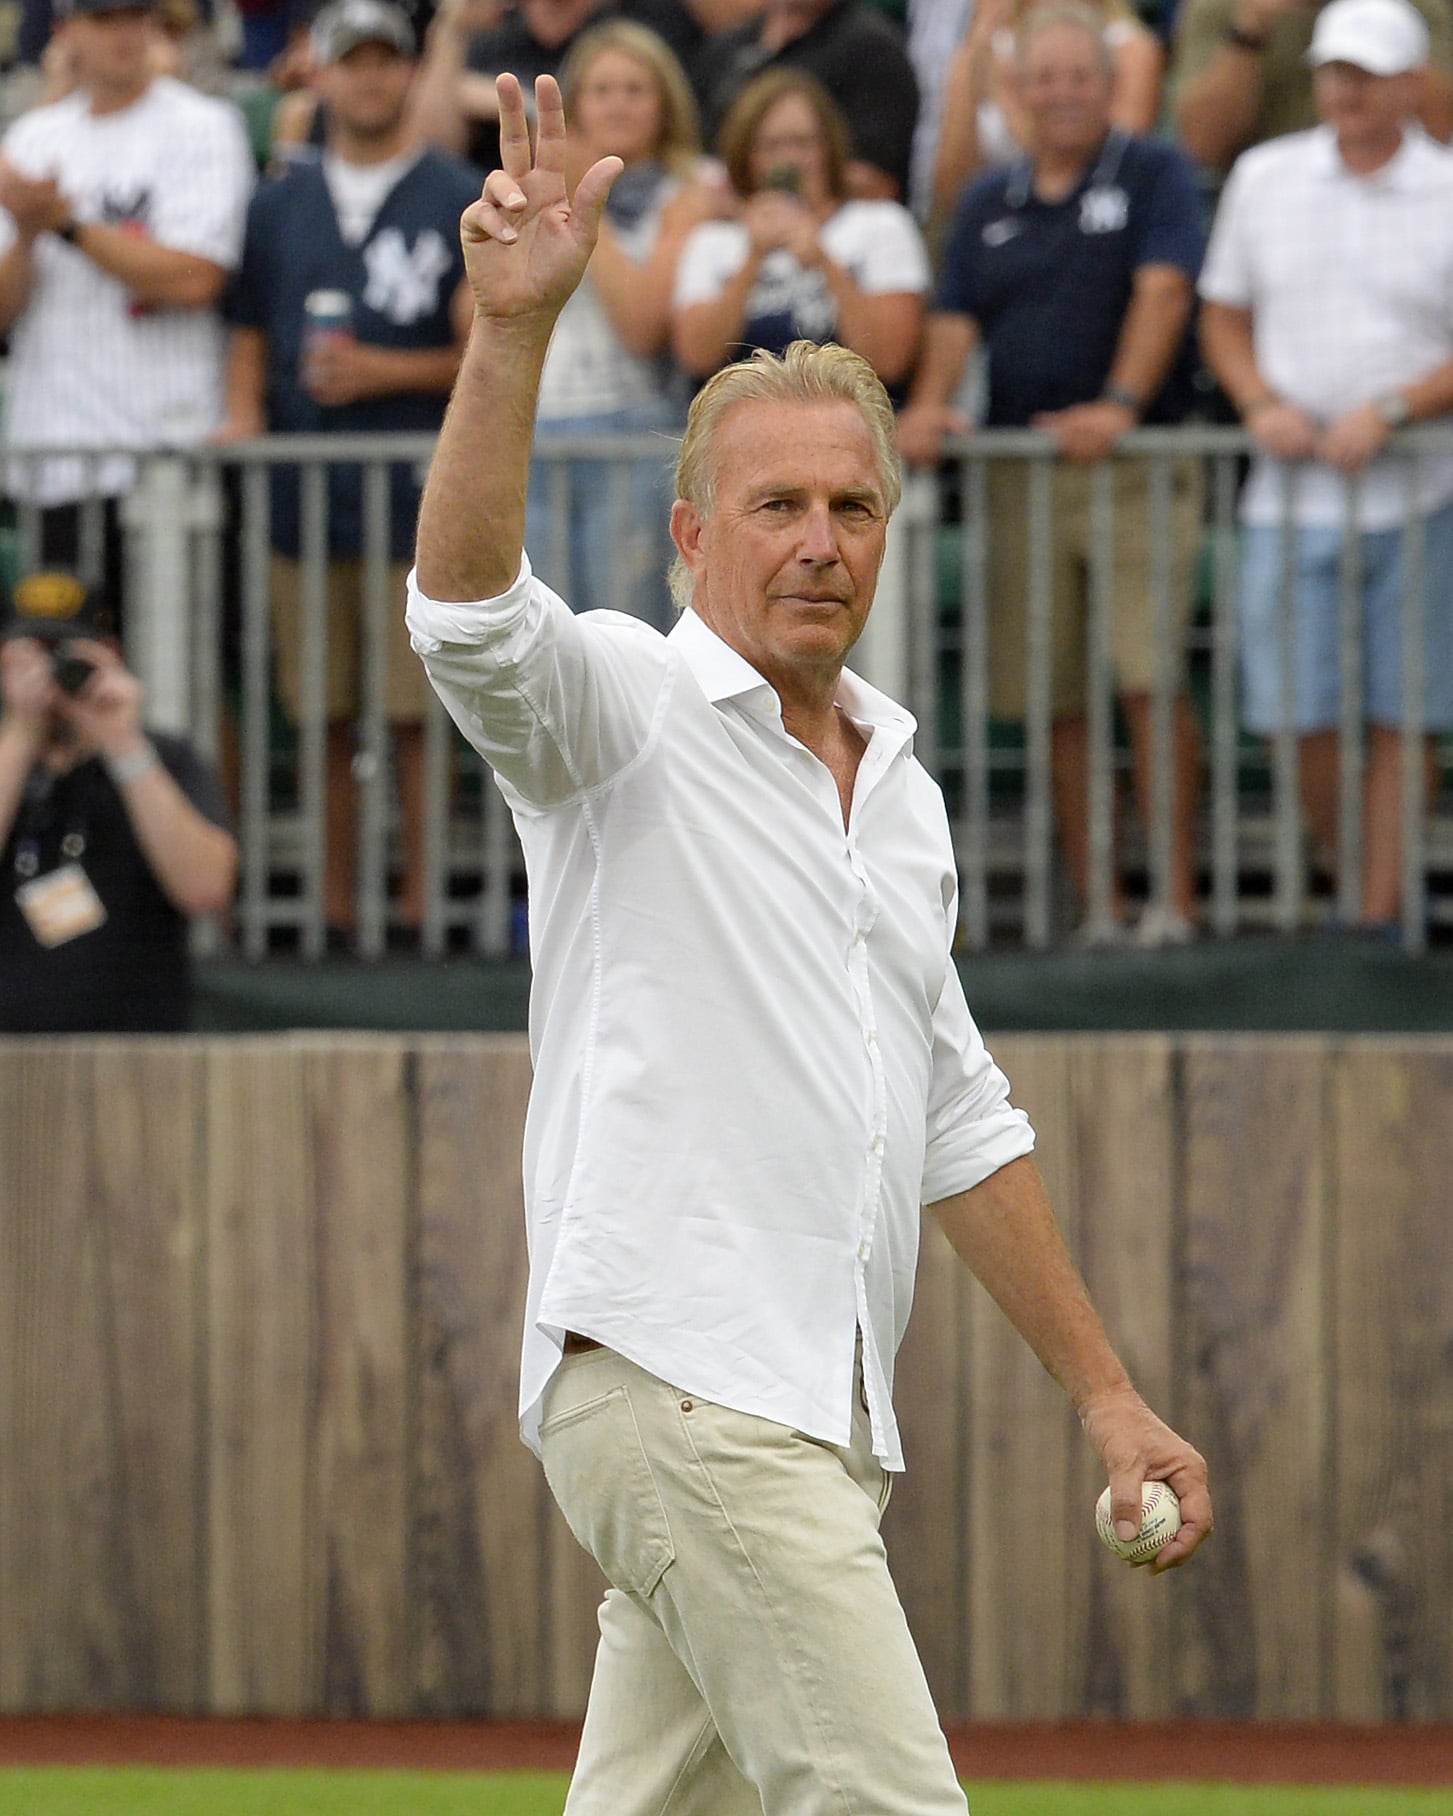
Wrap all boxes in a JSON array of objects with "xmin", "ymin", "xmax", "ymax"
[{"xmin": 51, "ymin": 643, "xmax": 96, "ymax": 696}]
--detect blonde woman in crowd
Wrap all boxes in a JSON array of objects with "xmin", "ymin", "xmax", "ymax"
[
  {"xmin": 672, "ymin": 70, "xmax": 928, "ymax": 394},
  {"xmin": 528, "ymin": 19, "xmax": 730, "ymax": 626},
  {"xmin": 931, "ymin": 0, "xmax": 1163, "ymax": 222}
]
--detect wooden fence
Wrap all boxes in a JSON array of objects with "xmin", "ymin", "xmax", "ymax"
[{"xmin": 1, "ymin": 1034, "xmax": 1450, "ymax": 1723}]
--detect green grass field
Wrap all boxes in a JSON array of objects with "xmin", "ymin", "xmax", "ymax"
[{"xmin": 5, "ymin": 1772, "xmax": 1452, "ymax": 1816}]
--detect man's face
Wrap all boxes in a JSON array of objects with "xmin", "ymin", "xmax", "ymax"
[
  {"xmin": 63, "ymin": 7, "xmax": 155, "ymax": 100},
  {"xmin": 1017, "ymin": 22, "xmax": 1114, "ymax": 163},
  {"xmin": 318, "ymin": 41, "xmax": 415, "ymax": 140},
  {"xmin": 1313, "ymin": 60, "xmax": 1421, "ymax": 146},
  {"xmin": 670, "ymin": 399, "xmax": 889, "ymax": 693}
]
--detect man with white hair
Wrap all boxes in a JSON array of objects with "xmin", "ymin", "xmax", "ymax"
[
  {"xmin": 1201, "ymin": 0, "xmax": 1453, "ymax": 931},
  {"xmin": 408, "ymin": 68, "xmax": 1211, "ymax": 1815}
]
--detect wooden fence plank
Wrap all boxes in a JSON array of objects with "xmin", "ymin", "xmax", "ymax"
[
  {"xmin": 0, "ymin": 1044, "xmax": 207, "ymax": 1709},
  {"xmin": 205, "ymin": 1042, "xmax": 317, "ymax": 1713},
  {"xmin": 304, "ymin": 1039, "xmax": 411, "ymax": 1715},
  {"xmin": 1068, "ymin": 1037, "xmax": 1180, "ymax": 1720},
  {"xmin": 883, "ymin": 1215, "xmax": 969, "ymax": 1716},
  {"xmin": 1178, "ymin": 1040, "xmax": 1330, "ymax": 1718},
  {"xmin": 1330, "ymin": 1043, "xmax": 1453, "ymax": 1721},
  {"xmin": 962, "ymin": 1037, "xmax": 1082, "ymax": 1718},
  {"xmin": 413, "ymin": 1038, "xmax": 558, "ymax": 1715}
]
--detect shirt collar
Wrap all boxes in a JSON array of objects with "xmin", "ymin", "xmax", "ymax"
[
  {"xmin": 1311, "ymin": 120, "xmax": 1431, "ymax": 188},
  {"xmin": 668, "ymin": 606, "xmax": 918, "ymax": 753}
]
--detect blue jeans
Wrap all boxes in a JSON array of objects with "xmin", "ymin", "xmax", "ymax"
[
  {"xmin": 1239, "ymin": 501, "xmax": 1453, "ymax": 734},
  {"xmin": 527, "ymin": 402, "xmax": 680, "ymax": 633}
]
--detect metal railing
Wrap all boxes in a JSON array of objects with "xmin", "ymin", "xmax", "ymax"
[{"xmin": 9, "ymin": 425, "xmax": 1449, "ymax": 957}]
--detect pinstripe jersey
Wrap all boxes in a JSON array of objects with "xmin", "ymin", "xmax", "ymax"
[{"xmin": 0, "ymin": 77, "xmax": 254, "ymax": 505}]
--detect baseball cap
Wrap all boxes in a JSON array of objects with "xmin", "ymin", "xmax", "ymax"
[
  {"xmin": 1307, "ymin": 0, "xmax": 1430, "ymax": 74},
  {"xmin": 0, "ymin": 569, "xmax": 104, "ymax": 643},
  {"xmin": 54, "ymin": 0, "xmax": 158, "ymax": 16},
  {"xmin": 310, "ymin": 0, "xmax": 416, "ymax": 63}
]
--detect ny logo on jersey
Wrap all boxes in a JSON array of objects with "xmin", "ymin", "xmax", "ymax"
[
  {"xmin": 1079, "ymin": 185, "xmax": 1129, "ymax": 235},
  {"xmin": 362, "ymin": 228, "xmax": 452, "ymax": 324},
  {"xmin": 98, "ymin": 184, "xmax": 152, "ymax": 227}
]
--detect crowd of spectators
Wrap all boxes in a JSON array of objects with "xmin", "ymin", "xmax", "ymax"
[{"xmin": 0, "ymin": 0, "xmax": 1450, "ymax": 989}]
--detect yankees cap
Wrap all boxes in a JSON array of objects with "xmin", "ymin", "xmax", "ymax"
[{"xmin": 311, "ymin": 0, "xmax": 416, "ymax": 63}]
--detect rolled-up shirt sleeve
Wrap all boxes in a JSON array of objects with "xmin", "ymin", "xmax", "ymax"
[
  {"xmin": 920, "ymin": 962, "xmax": 1035, "ymax": 1203},
  {"xmin": 406, "ymin": 557, "xmax": 669, "ymax": 809}
]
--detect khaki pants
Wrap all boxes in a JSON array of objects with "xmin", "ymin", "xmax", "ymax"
[
  {"xmin": 540, "ymin": 1348, "xmax": 967, "ymax": 1816},
  {"xmin": 269, "ymin": 555, "xmax": 426, "ymax": 722},
  {"xmin": 985, "ymin": 456, "xmax": 1203, "ymax": 717}
]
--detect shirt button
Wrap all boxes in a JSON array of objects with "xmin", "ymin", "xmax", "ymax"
[
  {"xmin": 872, "ymin": 1135, "xmax": 885, "ymax": 1155},
  {"xmin": 857, "ymin": 1240, "xmax": 871, "ymax": 1261}
]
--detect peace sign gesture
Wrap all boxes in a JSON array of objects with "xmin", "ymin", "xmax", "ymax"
[{"xmin": 463, "ymin": 72, "xmax": 623, "ymax": 325}]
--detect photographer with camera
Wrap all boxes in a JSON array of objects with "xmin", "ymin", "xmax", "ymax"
[{"xmin": 0, "ymin": 570, "xmax": 237, "ymax": 1033}]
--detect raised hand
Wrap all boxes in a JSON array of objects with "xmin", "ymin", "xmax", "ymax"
[{"xmin": 462, "ymin": 72, "xmax": 622, "ymax": 325}]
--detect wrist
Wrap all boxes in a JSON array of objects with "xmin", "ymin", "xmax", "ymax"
[
  {"xmin": 102, "ymin": 736, "xmax": 157, "ymax": 783},
  {"xmin": 54, "ymin": 216, "xmax": 84, "ymax": 247},
  {"xmin": 1375, "ymin": 390, "xmax": 1413, "ymax": 430},
  {"xmin": 1100, "ymin": 382, "xmax": 1143, "ymax": 418},
  {"xmin": 1240, "ymin": 389, "xmax": 1280, "ymax": 421}
]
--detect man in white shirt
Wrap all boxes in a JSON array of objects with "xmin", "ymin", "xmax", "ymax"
[
  {"xmin": 1201, "ymin": 0, "xmax": 1453, "ymax": 931},
  {"xmin": 409, "ymin": 71, "xmax": 1212, "ymax": 1816},
  {"xmin": 0, "ymin": 0, "xmax": 254, "ymax": 630}
]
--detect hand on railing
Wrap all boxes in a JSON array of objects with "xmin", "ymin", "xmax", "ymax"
[
  {"xmin": 1245, "ymin": 398, "xmax": 1319, "ymax": 463},
  {"xmin": 1317, "ymin": 402, "xmax": 1392, "ymax": 475},
  {"xmin": 896, "ymin": 401, "xmax": 970, "ymax": 467},
  {"xmin": 1031, "ymin": 400, "xmax": 1137, "ymax": 467}
]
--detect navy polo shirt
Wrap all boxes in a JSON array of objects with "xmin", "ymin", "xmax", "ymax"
[
  {"xmin": 226, "ymin": 149, "xmax": 479, "ymax": 560},
  {"xmin": 938, "ymin": 131, "xmax": 1205, "ymax": 427}
]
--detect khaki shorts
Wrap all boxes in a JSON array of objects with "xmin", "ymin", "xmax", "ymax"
[
  {"xmin": 270, "ymin": 555, "xmax": 426, "ymax": 723},
  {"xmin": 983, "ymin": 456, "xmax": 1204, "ymax": 718}
]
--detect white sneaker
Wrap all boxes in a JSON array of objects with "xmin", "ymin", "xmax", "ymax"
[
  {"xmin": 1069, "ymin": 915, "xmax": 1130, "ymax": 951},
  {"xmin": 1135, "ymin": 905, "xmax": 1198, "ymax": 948}
]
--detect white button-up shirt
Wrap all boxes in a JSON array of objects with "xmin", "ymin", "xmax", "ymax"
[
  {"xmin": 407, "ymin": 560, "xmax": 1035, "ymax": 1469},
  {"xmin": 1200, "ymin": 125, "xmax": 1453, "ymax": 531}
]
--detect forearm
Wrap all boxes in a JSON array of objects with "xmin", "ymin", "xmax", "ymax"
[
  {"xmin": 928, "ymin": 1153, "xmax": 1135, "ymax": 1415},
  {"xmin": 222, "ymin": 325, "xmax": 268, "ymax": 435},
  {"xmin": 588, "ymin": 226, "xmax": 670, "ymax": 356},
  {"xmin": 1393, "ymin": 355, "xmax": 1453, "ymax": 423},
  {"xmin": 416, "ymin": 314, "xmax": 550, "ymax": 602},
  {"xmin": 69, "ymin": 221, "xmax": 226, "ymax": 308},
  {"xmin": 1174, "ymin": 49, "xmax": 1264, "ymax": 169},
  {"xmin": 409, "ymin": 18, "xmax": 474, "ymax": 157},
  {"xmin": 673, "ymin": 259, "xmax": 761, "ymax": 376},
  {"xmin": 1199, "ymin": 300, "xmax": 1270, "ymax": 413},
  {"xmin": 0, "ymin": 720, "xmax": 40, "ymax": 846},
  {"xmin": 0, "ymin": 233, "xmax": 37, "ymax": 335},
  {"xmin": 907, "ymin": 311, "xmax": 977, "ymax": 409},
  {"xmin": 1105, "ymin": 271, "xmax": 1193, "ymax": 408},
  {"xmin": 111, "ymin": 749, "xmax": 238, "ymax": 914},
  {"xmin": 823, "ymin": 266, "xmax": 920, "ymax": 386}
]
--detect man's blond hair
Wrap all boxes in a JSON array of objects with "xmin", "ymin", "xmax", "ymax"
[{"xmin": 668, "ymin": 341, "xmax": 902, "ymax": 612}]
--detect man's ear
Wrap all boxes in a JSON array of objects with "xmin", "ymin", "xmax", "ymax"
[{"xmin": 670, "ymin": 499, "xmax": 706, "ymax": 576}]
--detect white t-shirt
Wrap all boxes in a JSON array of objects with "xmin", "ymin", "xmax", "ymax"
[
  {"xmin": 323, "ymin": 147, "xmax": 422, "ymax": 247},
  {"xmin": 0, "ymin": 77, "xmax": 255, "ymax": 503},
  {"xmin": 536, "ymin": 168, "xmax": 680, "ymax": 422},
  {"xmin": 1200, "ymin": 125, "xmax": 1453, "ymax": 530},
  {"xmin": 673, "ymin": 200, "xmax": 930, "ymax": 353}
]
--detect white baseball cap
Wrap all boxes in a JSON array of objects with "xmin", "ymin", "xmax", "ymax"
[{"xmin": 1306, "ymin": 0, "xmax": 1430, "ymax": 75}]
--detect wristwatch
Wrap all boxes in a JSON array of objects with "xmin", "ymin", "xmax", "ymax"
[
  {"xmin": 55, "ymin": 218, "xmax": 82, "ymax": 245},
  {"xmin": 1101, "ymin": 383, "xmax": 1144, "ymax": 416},
  {"xmin": 1375, "ymin": 392, "xmax": 1413, "ymax": 429},
  {"xmin": 1223, "ymin": 22, "xmax": 1266, "ymax": 49}
]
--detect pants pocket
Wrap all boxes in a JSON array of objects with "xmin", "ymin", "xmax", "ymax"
[{"xmin": 540, "ymin": 1383, "xmax": 676, "ymax": 1597}]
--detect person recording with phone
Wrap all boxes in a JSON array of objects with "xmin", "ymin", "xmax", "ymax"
[
  {"xmin": 671, "ymin": 68, "xmax": 928, "ymax": 391},
  {"xmin": 0, "ymin": 570, "xmax": 237, "ymax": 1033}
]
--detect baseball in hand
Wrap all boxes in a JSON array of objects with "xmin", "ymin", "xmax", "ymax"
[{"xmin": 1095, "ymin": 1480, "xmax": 1181, "ymax": 1563}]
